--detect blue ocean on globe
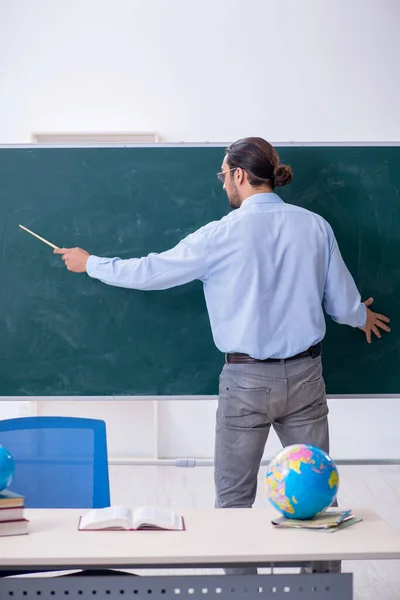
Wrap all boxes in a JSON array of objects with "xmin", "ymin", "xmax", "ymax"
[
  {"xmin": 265, "ymin": 444, "xmax": 339, "ymax": 519},
  {"xmin": 0, "ymin": 445, "xmax": 15, "ymax": 492}
]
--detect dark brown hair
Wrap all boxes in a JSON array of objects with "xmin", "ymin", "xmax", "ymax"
[{"xmin": 225, "ymin": 137, "xmax": 293, "ymax": 188}]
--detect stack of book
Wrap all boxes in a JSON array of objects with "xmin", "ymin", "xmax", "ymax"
[
  {"xmin": 0, "ymin": 489, "xmax": 28, "ymax": 536},
  {"xmin": 271, "ymin": 508, "xmax": 361, "ymax": 533}
]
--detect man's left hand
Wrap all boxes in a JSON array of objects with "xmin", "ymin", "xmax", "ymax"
[
  {"xmin": 54, "ymin": 247, "xmax": 90, "ymax": 273},
  {"xmin": 359, "ymin": 297, "xmax": 391, "ymax": 343}
]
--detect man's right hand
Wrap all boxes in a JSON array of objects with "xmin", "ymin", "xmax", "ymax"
[
  {"xmin": 359, "ymin": 297, "xmax": 391, "ymax": 343},
  {"xmin": 54, "ymin": 247, "xmax": 90, "ymax": 273}
]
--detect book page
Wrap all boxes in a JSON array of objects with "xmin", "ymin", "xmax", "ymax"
[
  {"xmin": 132, "ymin": 506, "xmax": 183, "ymax": 530},
  {"xmin": 80, "ymin": 506, "xmax": 133, "ymax": 530}
]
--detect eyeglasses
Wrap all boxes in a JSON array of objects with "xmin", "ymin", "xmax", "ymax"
[{"xmin": 217, "ymin": 167, "xmax": 237, "ymax": 183}]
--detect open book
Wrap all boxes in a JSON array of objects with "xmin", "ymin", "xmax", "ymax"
[{"xmin": 78, "ymin": 505, "xmax": 185, "ymax": 531}]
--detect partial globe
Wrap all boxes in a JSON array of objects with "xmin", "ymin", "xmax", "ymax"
[
  {"xmin": 265, "ymin": 444, "xmax": 339, "ymax": 519},
  {"xmin": 0, "ymin": 446, "xmax": 15, "ymax": 492}
]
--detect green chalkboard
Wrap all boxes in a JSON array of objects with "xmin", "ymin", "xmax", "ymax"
[{"xmin": 0, "ymin": 145, "xmax": 398, "ymax": 396}]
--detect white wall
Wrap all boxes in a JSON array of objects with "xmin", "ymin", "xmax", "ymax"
[
  {"xmin": 6, "ymin": 396, "xmax": 400, "ymax": 464},
  {"xmin": 0, "ymin": 0, "xmax": 398, "ymax": 464},
  {"xmin": 1, "ymin": 0, "xmax": 399, "ymax": 143}
]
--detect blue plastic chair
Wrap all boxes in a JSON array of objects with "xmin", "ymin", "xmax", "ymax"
[
  {"xmin": 0, "ymin": 416, "xmax": 126, "ymax": 578},
  {"xmin": 0, "ymin": 416, "xmax": 110, "ymax": 509}
]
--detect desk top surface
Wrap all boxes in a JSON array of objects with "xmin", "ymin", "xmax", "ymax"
[{"xmin": 2, "ymin": 507, "xmax": 400, "ymax": 568}]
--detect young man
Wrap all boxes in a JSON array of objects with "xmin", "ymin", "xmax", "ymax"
[{"xmin": 55, "ymin": 137, "xmax": 390, "ymax": 574}]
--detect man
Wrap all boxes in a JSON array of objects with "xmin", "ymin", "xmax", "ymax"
[{"xmin": 55, "ymin": 137, "xmax": 390, "ymax": 574}]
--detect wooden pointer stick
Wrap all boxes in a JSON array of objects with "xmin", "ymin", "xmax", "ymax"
[{"xmin": 18, "ymin": 224, "xmax": 59, "ymax": 250}]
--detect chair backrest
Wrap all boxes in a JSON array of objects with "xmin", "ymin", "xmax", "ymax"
[{"xmin": 0, "ymin": 416, "xmax": 110, "ymax": 509}]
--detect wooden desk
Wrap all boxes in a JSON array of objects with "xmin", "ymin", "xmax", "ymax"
[
  {"xmin": 1, "ymin": 507, "xmax": 400, "ymax": 570},
  {"xmin": 1, "ymin": 507, "xmax": 400, "ymax": 599}
]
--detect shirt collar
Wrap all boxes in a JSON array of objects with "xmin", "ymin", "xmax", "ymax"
[{"xmin": 239, "ymin": 192, "xmax": 284, "ymax": 209}]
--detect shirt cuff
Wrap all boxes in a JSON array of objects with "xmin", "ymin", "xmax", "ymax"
[
  {"xmin": 86, "ymin": 255, "xmax": 102, "ymax": 278},
  {"xmin": 355, "ymin": 302, "xmax": 367, "ymax": 328}
]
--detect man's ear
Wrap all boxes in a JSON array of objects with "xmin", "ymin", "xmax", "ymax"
[{"xmin": 236, "ymin": 167, "xmax": 246, "ymax": 185}]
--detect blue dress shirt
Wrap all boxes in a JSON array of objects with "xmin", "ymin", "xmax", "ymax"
[{"xmin": 86, "ymin": 193, "xmax": 366, "ymax": 359}]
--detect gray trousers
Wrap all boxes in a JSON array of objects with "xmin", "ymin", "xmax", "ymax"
[{"xmin": 214, "ymin": 354, "xmax": 340, "ymax": 575}]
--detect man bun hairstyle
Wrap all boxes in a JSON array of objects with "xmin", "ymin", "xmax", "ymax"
[
  {"xmin": 273, "ymin": 163, "xmax": 293, "ymax": 187},
  {"xmin": 226, "ymin": 137, "xmax": 293, "ymax": 188}
]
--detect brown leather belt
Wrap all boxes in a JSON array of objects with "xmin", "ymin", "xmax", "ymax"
[{"xmin": 226, "ymin": 343, "xmax": 322, "ymax": 364}]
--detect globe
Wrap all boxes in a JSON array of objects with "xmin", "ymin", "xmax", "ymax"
[
  {"xmin": 0, "ymin": 445, "xmax": 15, "ymax": 492},
  {"xmin": 265, "ymin": 444, "xmax": 339, "ymax": 520}
]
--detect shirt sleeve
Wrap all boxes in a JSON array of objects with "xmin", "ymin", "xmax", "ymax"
[
  {"xmin": 323, "ymin": 230, "xmax": 367, "ymax": 328},
  {"xmin": 86, "ymin": 229, "xmax": 209, "ymax": 291}
]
